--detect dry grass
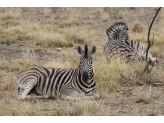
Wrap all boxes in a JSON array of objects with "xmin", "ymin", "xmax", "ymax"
[
  {"xmin": 0, "ymin": 7, "xmax": 21, "ymax": 20},
  {"xmin": 0, "ymin": 50, "xmax": 38, "ymax": 74},
  {"xmin": 1, "ymin": 19, "xmax": 96, "ymax": 47},
  {"xmin": 42, "ymin": 7, "xmax": 52, "ymax": 17},
  {"xmin": 133, "ymin": 86, "xmax": 160, "ymax": 104},
  {"xmin": 1, "ymin": 7, "xmax": 164, "ymax": 116},
  {"xmin": 0, "ymin": 50, "xmax": 38, "ymax": 93}
]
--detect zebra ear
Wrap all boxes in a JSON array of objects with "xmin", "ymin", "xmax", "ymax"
[
  {"xmin": 90, "ymin": 45, "xmax": 96, "ymax": 55},
  {"xmin": 77, "ymin": 45, "xmax": 83, "ymax": 55}
]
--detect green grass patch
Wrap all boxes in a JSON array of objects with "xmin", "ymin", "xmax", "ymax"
[
  {"xmin": 21, "ymin": 7, "xmax": 28, "ymax": 12},
  {"xmin": 51, "ymin": 7, "xmax": 58, "ymax": 13}
]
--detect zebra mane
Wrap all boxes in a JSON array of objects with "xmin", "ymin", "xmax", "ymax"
[
  {"xmin": 113, "ymin": 22, "xmax": 128, "ymax": 29},
  {"xmin": 85, "ymin": 45, "xmax": 88, "ymax": 57}
]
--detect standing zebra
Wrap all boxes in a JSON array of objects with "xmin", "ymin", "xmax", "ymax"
[
  {"xmin": 106, "ymin": 22, "xmax": 129, "ymax": 41},
  {"xmin": 17, "ymin": 45, "xmax": 100, "ymax": 100},
  {"xmin": 104, "ymin": 38, "xmax": 157, "ymax": 64}
]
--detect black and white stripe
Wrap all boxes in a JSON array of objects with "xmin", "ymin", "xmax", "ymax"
[
  {"xmin": 104, "ymin": 22, "xmax": 157, "ymax": 64},
  {"xmin": 106, "ymin": 22, "xmax": 129, "ymax": 41},
  {"xmin": 17, "ymin": 45, "xmax": 97, "ymax": 100},
  {"xmin": 104, "ymin": 39, "xmax": 157, "ymax": 64}
]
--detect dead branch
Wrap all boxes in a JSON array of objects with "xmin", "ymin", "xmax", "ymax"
[{"xmin": 144, "ymin": 7, "xmax": 161, "ymax": 74}]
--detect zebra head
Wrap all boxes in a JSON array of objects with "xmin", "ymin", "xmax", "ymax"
[
  {"xmin": 107, "ymin": 22, "xmax": 129, "ymax": 41},
  {"xmin": 147, "ymin": 54, "xmax": 158, "ymax": 65},
  {"xmin": 142, "ymin": 51, "xmax": 158, "ymax": 65},
  {"xmin": 150, "ymin": 57, "xmax": 158, "ymax": 65},
  {"xmin": 77, "ymin": 45, "xmax": 96, "ymax": 83}
]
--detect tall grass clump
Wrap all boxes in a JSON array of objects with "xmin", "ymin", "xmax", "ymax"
[
  {"xmin": 0, "ymin": 50, "xmax": 38, "ymax": 74},
  {"xmin": 44, "ymin": 50, "xmax": 80, "ymax": 69},
  {"xmin": 0, "ymin": 50, "xmax": 38, "ymax": 92},
  {"xmin": 0, "ymin": 7, "xmax": 21, "ymax": 20},
  {"xmin": 33, "ymin": 31, "xmax": 73, "ymax": 48},
  {"xmin": 1, "ymin": 22, "xmax": 40, "ymax": 44},
  {"xmin": 94, "ymin": 56, "xmax": 147, "ymax": 95},
  {"xmin": 0, "ymin": 73, "xmax": 17, "ymax": 91}
]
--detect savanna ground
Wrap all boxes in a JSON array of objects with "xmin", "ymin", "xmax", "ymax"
[{"xmin": 0, "ymin": 7, "xmax": 164, "ymax": 116}]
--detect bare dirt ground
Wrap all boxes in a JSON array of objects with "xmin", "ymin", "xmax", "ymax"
[{"xmin": 0, "ymin": 7, "xmax": 164, "ymax": 116}]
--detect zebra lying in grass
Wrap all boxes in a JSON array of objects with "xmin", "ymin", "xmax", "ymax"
[
  {"xmin": 104, "ymin": 22, "xmax": 158, "ymax": 65},
  {"xmin": 17, "ymin": 45, "xmax": 100, "ymax": 100},
  {"xmin": 104, "ymin": 39, "xmax": 157, "ymax": 64}
]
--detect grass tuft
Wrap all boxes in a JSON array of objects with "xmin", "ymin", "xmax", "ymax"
[
  {"xmin": 51, "ymin": 7, "xmax": 58, "ymax": 13},
  {"xmin": 21, "ymin": 7, "xmax": 28, "ymax": 12}
]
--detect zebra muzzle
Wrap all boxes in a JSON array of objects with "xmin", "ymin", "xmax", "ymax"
[{"xmin": 82, "ymin": 72, "xmax": 88, "ymax": 82}]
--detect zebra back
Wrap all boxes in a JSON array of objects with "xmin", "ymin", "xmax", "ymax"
[{"xmin": 104, "ymin": 39, "xmax": 149, "ymax": 63}]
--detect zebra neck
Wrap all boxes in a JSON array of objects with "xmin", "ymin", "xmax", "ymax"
[{"xmin": 75, "ymin": 69, "xmax": 96, "ymax": 93}]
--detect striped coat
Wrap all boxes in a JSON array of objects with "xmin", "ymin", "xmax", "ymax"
[
  {"xmin": 104, "ymin": 22, "xmax": 157, "ymax": 64},
  {"xmin": 104, "ymin": 39, "xmax": 157, "ymax": 64},
  {"xmin": 106, "ymin": 22, "xmax": 129, "ymax": 41},
  {"xmin": 18, "ymin": 66, "xmax": 96, "ymax": 98},
  {"xmin": 17, "ymin": 45, "xmax": 100, "ymax": 100}
]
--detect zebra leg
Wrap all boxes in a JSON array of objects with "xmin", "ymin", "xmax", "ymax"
[{"xmin": 18, "ymin": 79, "xmax": 37, "ymax": 100}]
